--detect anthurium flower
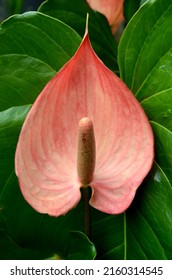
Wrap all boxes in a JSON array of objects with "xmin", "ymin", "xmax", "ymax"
[
  {"xmin": 15, "ymin": 23, "xmax": 154, "ymax": 217},
  {"xmin": 87, "ymin": 0, "xmax": 124, "ymax": 33}
]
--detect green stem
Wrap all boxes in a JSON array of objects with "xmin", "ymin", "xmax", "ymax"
[
  {"xmin": 82, "ymin": 187, "xmax": 90, "ymax": 237},
  {"xmin": 124, "ymin": 212, "xmax": 127, "ymax": 260}
]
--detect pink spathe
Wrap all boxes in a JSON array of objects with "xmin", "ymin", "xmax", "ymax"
[
  {"xmin": 87, "ymin": 0, "xmax": 124, "ymax": 32},
  {"xmin": 15, "ymin": 28, "xmax": 154, "ymax": 217}
]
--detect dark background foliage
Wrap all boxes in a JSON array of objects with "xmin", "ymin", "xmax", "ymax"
[{"xmin": 0, "ymin": 0, "xmax": 44, "ymax": 21}]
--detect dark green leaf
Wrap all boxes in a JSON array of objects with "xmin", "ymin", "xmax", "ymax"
[
  {"xmin": 141, "ymin": 89, "xmax": 172, "ymax": 132},
  {"xmin": 0, "ymin": 230, "xmax": 50, "ymax": 260},
  {"xmin": 151, "ymin": 122, "xmax": 172, "ymax": 184},
  {"xmin": 127, "ymin": 162, "xmax": 172, "ymax": 260},
  {"xmin": 118, "ymin": 0, "xmax": 172, "ymax": 259},
  {"xmin": 118, "ymin": 0, "xmax": 172, "ymax": 95},
  {"xmin": 0, "ymin": 168, "xmax": 84, "ymax": 259},
  {"xmin": 0, "ymin": 12, "xmax": 81, "ymax": 111},
  {"xmin": 65, "ymin": 231, "xmax": 96, "ymax": 260},
  {"xmin": 124, "ymin": 0, "xmax": 141, "ymax": 23},
  {"xmin": 91, "ymin": 211, "xmax": 125, "ymax": 260},
  {"xmin": 0, "ymin": 106, "xmax": 30, "ymax": 188},
  {"xmin": 0, "ymin": 55, "xmax": 55, "ymax": 111},
  {"xmin": 0, "ymin": 12, "xmax": 81, "ymax": 71}
]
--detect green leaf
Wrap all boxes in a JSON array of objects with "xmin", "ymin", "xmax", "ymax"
[
  {"xmin": 91, "ymin": 211, "xmax": 125, "ymax": 260},
  {"xmin": 0, "ymin": 230, "xmax": 50, "ymax": 260},
  {"xmin": 0, "ymin": 106, "xmax": 55, "ymax": 260},
  {"xmin": 38, "ymin": 0, "xmax": 118, "ymax": 72},
  {"xmin": 0, "ymin": 55, "xmax": 55, "ymax": 111},
  {"xmin": 0, "ymin": 172, "xmax": 97, "ymax": 260},
  {"xmin": 118, "ymin": 0, "xmax": 172, "ymax": 94},
  {"xmin": 65, "ymin": 231, "xmax": 96, "ymax": 260},
  {"xmin": 0, "ymin": 168, "xmax": 85, "ymax": 259},
  {"xmin": 127, "ymin": 162, "xmax": 172, "ymax": 260},
  {"xmin": 118, "ymin": 0, "xmax": 172, "ymax": 259},
  {"xmin": 141, "ymin": 89, "xmax": 172, "ymax": 132},
  {"xmin": 0, "ymin": 11, "xmax": 81, "ymax": 111},
  {"xmin": 0, "ymin": 106, "xmax": 30, "ymax": 188},
  {"xmin": 151, "ymin": 122, "xmax": 172, "ymax": 184},
  {"xmin": 124, "ymin": 0, "xmax": 141, "ymax": 23}
]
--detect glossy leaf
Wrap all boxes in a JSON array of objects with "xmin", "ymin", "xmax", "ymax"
[
  {"xmin": 0, "ymin": 55, "xmax": 55, "ymax": 111},
  {"xmin": 91, "ymin": 210, "xmax": 125, "ymax": 259},
  {"xmin": 0, "ymin": 12, "xmax": 81, "ymax": 111},
  {"xmin": 124, "ymin": 0, "xmax": 141, "ymax": 23},
  {"xmin": 0, "ymin": 106, "xmax": 31, "ymax": 188},
  {"xmin": 127, "ymin": 162, "xmax": 172, "ymax": 260},
  {"xmin": 118, "ymin": 0, "xmax": 172, "ymax": 259},
  {"xmin": 0, "ymin": 169, "xmax": 95, "ymax": 259},
  {"xmin": 151, "ymin": 122, "xmax": 172, "ymax": 184},
  {"xmin": 65, "ymin": 231, "xmax": 96, "ymax": 260},
  {"xmin": 0, "ymin": 230, "xmax": 51, "ymax": 260},
  {"xmin": 118, "ymin": 0, "xmax": 172, "ymax": 94}
]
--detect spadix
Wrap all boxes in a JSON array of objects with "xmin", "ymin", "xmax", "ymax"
[{"xmin": 77, "ymin": 117, "xmax": 96, "ymax": 187}]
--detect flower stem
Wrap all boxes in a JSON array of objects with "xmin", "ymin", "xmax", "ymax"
[{"xmin": 82, "ymin": 187, "xmax": 91, "ymax": 237}]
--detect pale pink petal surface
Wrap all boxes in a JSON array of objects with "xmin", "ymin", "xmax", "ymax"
[
  {"xmin": 15, "ymin": 29, "xmax": 154, "ymax": 216},
  {"xmin": 87, "ymin": 0, "xmax": 124, "ymax": 32}
]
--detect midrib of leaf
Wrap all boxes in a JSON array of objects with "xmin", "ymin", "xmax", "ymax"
[
  {"xmin": 150, "ymin": 120, "xmax": 172, "ymax": 142},
  {"xmin": 151, "ymin": 121, "xmax": 172, "ymax": 185},
  {"xmin": 140, "ymin": 87, "xmax": 172, "ymax": 105},
  {"xmin": 135, "ymin": 204, "xmax": 167, "ymax": 259},
  {"xmin": 155, "ymin": 160, "xmax": 172, "ymax": 189},
  {"xmin": 100, "ymin": 243, "xmax": 124, "ymax": 259},
  {"xmin": 127, "ymin": 226, "xmax": 148, "ymax": 259},
  {"xmin": 135, "ymin": 47, "xmax": 172, "ymax": 99},
  {"xmin": 94, "ymin": 213, "xmax": 127, "ymax": 260},
  {"xmin": 0, "ymin": 122, "xmax": 24, "ymax": 134},
  {"xmin": 121, "ymin": 7, "xmax": 144, "ymax": 81},
  {"xmin": 127, "ymin": 205, "xmax": 167, "ymax": 260}
]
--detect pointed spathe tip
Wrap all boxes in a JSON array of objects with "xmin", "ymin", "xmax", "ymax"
[{"xmin": 83, "ymin": 13, "xmax": 89, "ymax": 40}]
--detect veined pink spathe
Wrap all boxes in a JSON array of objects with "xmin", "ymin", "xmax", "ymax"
[{"xmin": 15, "ymin": 27, "xmax": 154, "ymax": 217}]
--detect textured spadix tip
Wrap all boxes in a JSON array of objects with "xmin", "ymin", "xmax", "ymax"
[
  {"xmin": 77, "ymin": 117, "xmax": 96, "ymax": 187},
  {"xmin": 78, "ymin": 117, "xmax": 93, "ymax": 130}
]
